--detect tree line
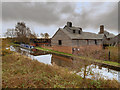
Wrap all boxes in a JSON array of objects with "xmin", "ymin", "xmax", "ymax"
[{"xmin": 5, "ymin": 22, "xmax": 50, "ymax": 44}]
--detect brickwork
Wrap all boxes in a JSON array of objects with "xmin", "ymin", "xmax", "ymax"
[
  {"xmin": 52, "ymin": 45, "xmax": 72, "ymax": 54},
  {"xmin": 72, "ymin": 45, "xmax": 102, "ymax": 55},
  {"xmin": 78, "ymin": 45, "xmax": 102, "ymax": 51},
  {"xmin": 41, "ymin": 44, "xmax": 102, "ymax": 55}
]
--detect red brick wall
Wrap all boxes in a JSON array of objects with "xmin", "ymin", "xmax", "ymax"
[
  {"xmin": 41, "ymin": 45, "xmax": 102, "ymax": 55},
  {"xmin": 72, "ymin": 45, "xmax": 102, "ymax": 55},
  {"xmin": 76, "ymin": 45, "xmax": 102, "ymax": 50},
  {"xmin": 52, "ymin": 45, "xmax": 72, "ymax": 54}
]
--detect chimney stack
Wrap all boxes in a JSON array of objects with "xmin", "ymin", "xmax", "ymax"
[
  {"xmin": 99, "ymin": 25, "xmax": 104, "ymax": 34},
  {"xmin": 67, "ymin": 22, "xmax": 72, "ymax": 27}
]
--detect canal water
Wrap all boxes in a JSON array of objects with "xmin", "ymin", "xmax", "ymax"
[{"xmin": 10, "ymin": 46, "xmax": 120, "ymax": 82}]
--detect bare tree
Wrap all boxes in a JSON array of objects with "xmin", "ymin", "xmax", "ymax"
[
  {"xmin": 5, "ymin": 22, "xmax": 38, "ymax": 44},
  {"xmin": 15, "ymin": 22, "xmax": 36, "ymax": 44},
  {"xmin": 40, "ymin": 33, "xmax": 44, "ymax": 38},
  {"xmin": 40, "ymin": 33, "xmax": 50, "ymax": 39},
  {"xmin": 5, "ymin": 29, "xmax": 16, "ymax": 38},
  {"xmin": 44, "ymin": 33, "xmax": 50, "ymax": 39},
  {"xmin": 30, "ymin": 31, "xmax": 38, "ymax": 39}
]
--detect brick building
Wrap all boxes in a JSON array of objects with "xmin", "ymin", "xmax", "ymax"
[{"xmin": 51, "ymin": 22, "xmax": 115, "ymax": 54}]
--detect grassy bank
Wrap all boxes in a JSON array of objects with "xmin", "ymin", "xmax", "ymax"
[
  {"xmin": 10, "ymin": 41, "xmax": 119, "ymax": 67},
  {"xmin": 2, "ymin": 50, "xmax": 119, "ymax": 88},
  {"xmin": 35, "ymin": 47, "xmax": 73, "ymax": 56},
  {"xmin": 2, "ymin": 39, "xmax": 120, "ymax": 88},
  {"xmin": 35, "ymin": 47, "xmax": 120, "ymax": 67}
]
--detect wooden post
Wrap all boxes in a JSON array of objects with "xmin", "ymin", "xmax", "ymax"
[
  {"xmin": 108, "ymin": 51, "xmax": 110, "ymax": 61},
  {"xmin": 83, "ymin": 65, "xmax": 87, "ymax": 79},
  {"xmin": 108, "ymin": 68, "xmax": 110, "ymax": 72}
]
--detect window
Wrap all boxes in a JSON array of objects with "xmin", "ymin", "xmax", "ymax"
[
  {"xmin": 73, "ymin": 30, "xmax": 75, "ymax": 33},
  {"xmin": 58, "ymin": 40, "xmax": 62, "ymax": 45},
  {"xmin": 87, "ymin": 40, "xmax": 89, "ymax": 45},
  {"xmin": 79, "ymin": 30, "xmax": 81, "ymax": 34},
  {"xmin": 69, "ymin": 22, "xmax": 72, "ymax": 27},
  {"xmin": 95, "ymin": 40, "xmax": 97, "ymax": 45}
]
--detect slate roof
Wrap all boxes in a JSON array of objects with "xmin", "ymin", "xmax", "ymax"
[
  {"xmin": 60, "ymin": 28, "xmax": 103, "ymax": 39},
  {"xmin": 69, "ymin": 26, "xmax": 82, "ymax": 30},
  {"xmin": 60, "ymin": 27, "xmax": 115, "ymax": 40},
  {"xmin": 99, "ymin": 31, "xmax": 115, "ymax": 38},
  {"xmin": 64, "ymin": 25, "xmax": 81, "ymax": 31},
  {"xmin": 110, "ymin": 34, "xmax": 120, "ymax": 44}
]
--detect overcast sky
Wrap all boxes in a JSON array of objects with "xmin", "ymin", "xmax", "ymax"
[{"xmin": 2, "ymin": 2, "xmax": 118, "ymax": 37}]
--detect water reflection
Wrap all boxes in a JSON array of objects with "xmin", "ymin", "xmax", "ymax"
[
  {"xmin": 51, "ymin": 54, "xmax": 73, "ymax": 67},
  {"xmin": 32, "ymin": 54, "xmax": 52, "ymax": 65},
  {"xmin": 10, "ymin": 46, "xmax": 120, "ymax": 82}
]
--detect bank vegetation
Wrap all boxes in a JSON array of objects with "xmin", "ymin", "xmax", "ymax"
[{"xmin": 2, "ymin": 39, "xmax": 120, "ymax": 88}]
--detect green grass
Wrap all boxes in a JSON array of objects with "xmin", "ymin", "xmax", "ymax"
[
  {"xmin": 35, "ymin": 47, "xmax": 73, "ymax": 56},
  {"xmin": 10, "ymin": 43, "xmax": 20, "ymax": 47},
  {"xmin": 36, "ymin": 47, "xmax": 120, "ymax": 67},
  {"xmin": 11, "ymin": 43, "xmax": 120, "ymax": 67},
  {"xmin": 101, "ymin": 60, "xmax": 120, "ymax": 66}
]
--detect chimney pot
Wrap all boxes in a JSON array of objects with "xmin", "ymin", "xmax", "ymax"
[
  {"xmin": 99, "ymin": 25, "xmax": 104, "ymax": 34},
  {"xmin": 67, "ymin": 22, "xmax": 72, "ymax": 27}
]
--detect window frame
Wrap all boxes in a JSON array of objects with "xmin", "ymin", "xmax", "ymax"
[
  {"xmin": 73, "ymin": 30, "xmax": 75, "ymax": 33},
  {"xmin": 78, "ymin": 30, "xmax": 81, "ymax": 34},
  {"xmin": 95, "ymin": 40, "xmax": 97, "ymax": 45},
  {"xmin": 87, "ymin": 40, "xmax": 89, "ymax": 45},
  {"xmin": 58, "ymin": 40, "xmax": 62, "ymax": 45}
]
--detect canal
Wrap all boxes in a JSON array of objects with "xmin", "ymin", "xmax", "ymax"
[{"xmin": 10, "ymin": 45, "xmax": 120, "ymax": 82}]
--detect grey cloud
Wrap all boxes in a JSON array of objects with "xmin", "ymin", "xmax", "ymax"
[
  {"xmin": 118, "ymin": 1, "xmax": 120, "ymax": 33},
  {"xmin": 60, "ymin": 3, "xmax": 75, "ymax": 14},
  {"xmin": 2, "ymin": 2, "xmax": 118, "ymax": 33},
  {"xmin": 95, "ymin": 5, "xmax": 118, "ymax": 30},
  {"xmin": 0, "ymin": 2, "xmax": 2, "ymax": 21},
  {"xmin": 2, "ymin": 2, "xmax": 61, "ymax": 25},
  {"xmin": 65, "ymin": 2, "xmax": 118, "ymax": 33},
  {"xmin": 2, "ymin": 2, "xmax": 77, "ymax": 25},
  {"xmin": 0, "ymin": 2, "xmax": 2, "ymax": 36}
]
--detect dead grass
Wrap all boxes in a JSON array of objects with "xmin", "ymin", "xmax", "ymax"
[
  {"xmin": 2, "ymin": 51, "xmax": 120, "ymax": 88},
  {"xmin": 78, "ymin": 46, "xmax": 119, "ymax": 63},
  {"xmin": 2, "ymin": 39, "xmax": 120, "ymax": 88}
]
